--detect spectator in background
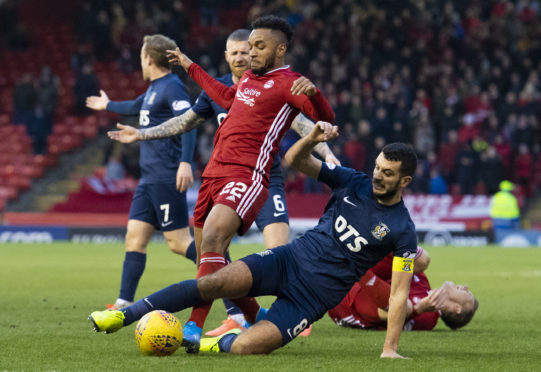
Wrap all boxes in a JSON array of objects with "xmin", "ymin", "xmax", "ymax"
[
  {"xmin": 13, "ymin": 73, "xmax": 37, "ymax": 126},
  {"xmin": 480, "ymin": 146, "xmax": 505, "ymax": 195},
  {"xmin": 37, "ymin": 66, "xmax": 59, "ymax": 131},
  {"xmin": 455, "ymin": 141, "xmax": 480, "ymax": 195},
  {"xmin": 74, "ymin": 64, "xmax": 99, "ymax": 116},
  {"xmin": 514, "ymin": 143, "xmax": 534, "ymax": 196},
  {"xmin": 490, "ymin": 180, "xmax": 520, "ymax": 230},
  {"xmin": 27, "ymin": 104, "xmax": 51, "ymax": 154}
]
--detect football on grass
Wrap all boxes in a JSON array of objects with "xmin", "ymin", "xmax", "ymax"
[{"xmin": 135, "ymin": 310, "xmax": 183, "ymax": 356}]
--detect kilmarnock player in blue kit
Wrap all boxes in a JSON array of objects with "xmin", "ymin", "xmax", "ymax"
[
  {"xmin": 90, "ymin": 121, "xmax": 419, "ymax": 359},
  {"xmin": 86, "ymin": 34, "xmax": 197, "ymax": 310},
  {"xmin": 106, "ymin": 29, "xmax": 340, "ymax": 333}
]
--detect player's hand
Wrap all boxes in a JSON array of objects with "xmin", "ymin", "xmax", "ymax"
[
  {"xmin": 426, "ymin": 281, "xmax": 452, "ymax": 310},
  {"xmin": 310, "ymin": 121, "xmax": 339, "ymax": 143},
  {"xmin": 380, "ymin": 350, "xmax": 410, "ymax": 359},
  {"xmin": 86, "ymin": 90, "xmax": 110, "ymax": 111},
  {"xmin": 166, "ymin": 48, "xmax": 193, "ymax": 71},
  {"xmin": 176, "ymin": 162, "xmax": 194, "ymax": 192},
  {"xmin": 291, "ymin": 76, "xmax": 317, "ymax": 96},
  {"xmin": 107, "ymin": 123, "xmax": 141, "ymax": 144},
  {"xmin": 325, "ymin": 153, "xmax": 341, "ymax": 166}
]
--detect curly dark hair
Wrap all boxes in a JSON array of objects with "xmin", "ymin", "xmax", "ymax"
[
  {"xmin": 251, "ymin": 15, "xmax": 293, "ymax": 47},
  {"xmin": 382, "ymin": 143, "xmax": 418, "ymax": 178},
  {"xmin": 441, "ymin": 298, "xmax": 479, "ymax": 330}
]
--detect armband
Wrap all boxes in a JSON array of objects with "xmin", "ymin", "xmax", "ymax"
[{"xmin": 392, "ymin": 256, "xmax": 414, "ymax": 273}]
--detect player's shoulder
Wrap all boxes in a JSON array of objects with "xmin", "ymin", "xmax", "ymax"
[{"xmin": 216, "ymin": 73, "xmax": 234, "ymax": 86}]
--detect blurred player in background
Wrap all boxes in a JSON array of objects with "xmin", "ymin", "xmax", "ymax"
[
  {"xmin": 89, "ymin": 124, "xmax": 418, "ymax": 359},
  {"xmin": 109, "ymin": 28, "xmax": 340, "ymax": 337},
  {"xmin": 329, "ymin": 248, "xmax": 479, "ymax": 331},
  {"xmin": 108, "ymin": 15, "xmax": 335, "ymax": 353},
  {"xmin": 85, "ymin": 34, "xmax": 197, "ymax": 310}
]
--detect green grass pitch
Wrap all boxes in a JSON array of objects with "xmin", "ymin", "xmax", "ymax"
[{"xmin": 1, "ymin": 242, "xmax": 541, "ymax": 371}]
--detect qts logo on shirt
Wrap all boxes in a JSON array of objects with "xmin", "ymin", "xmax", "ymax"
[{"xmin": 371, "ymin": 222, "xmax": 390, "ymax": 241}]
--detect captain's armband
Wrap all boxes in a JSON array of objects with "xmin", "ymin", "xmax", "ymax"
[{"xmin": 392, "ymin": 256, "xmax": 414, "ymax": 273}]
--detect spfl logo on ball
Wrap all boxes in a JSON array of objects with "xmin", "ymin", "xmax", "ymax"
[{"xmin": 264, "ymin": 80, "xmax": 274, "ymax": 89}]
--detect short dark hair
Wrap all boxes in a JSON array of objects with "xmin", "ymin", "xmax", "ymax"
[
  {"xmin": 227, "ymin": 29, "xmax": 250, "ymax": 42},
  {"xmin": 441, "ymin": 298, "xmax": 479, "ymax": 330},
  {"xmin": 382, "ymin": 143, "xmax": 418, "ymax": 177},
  {"xmin": 143, "ymin": 34, "xmax": 177, "ymax": 70},
  {"xmin": 251, "ymin": 15, "xmax": 293, "ymax": 47}
]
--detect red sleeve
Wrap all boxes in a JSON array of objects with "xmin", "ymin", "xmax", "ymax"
[
  {"xmin": 285, "ymin": 86, "xmax": 335, "ymax": 123},
  {"xmin": 188, "ymin": 63, "xmax": 237, "ymax": 109},
  {"xmin": 410, "ymin": 312, "xmax": 439, "ymax": 330},
  {"xmin": 370, "ymin": 254, "xmax": 394, "ymax": 281},
  {"xmin": 357, "ymin": 270, "xmax": 391, "ymax": 309}
]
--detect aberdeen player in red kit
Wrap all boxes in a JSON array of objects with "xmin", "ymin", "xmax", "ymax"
[
  {"xmin": 165, "ymin": 15, "xmax": 334, "ymax": 352},
  {"xmin": 328, "ymin": 248, "xmax": 479, "ymax": 331}
]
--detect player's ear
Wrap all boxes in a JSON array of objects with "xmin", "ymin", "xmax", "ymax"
[
  {"xmin": 453, "ymin": 303, "xmax": 462, "ymax": 314},
  {"xmin": 400, "ymin": 175, "xmax": 412, "ymax": 188},
  {"xmin": 276, "ymin": 42, "xmax": 287, "ymax": 58}
]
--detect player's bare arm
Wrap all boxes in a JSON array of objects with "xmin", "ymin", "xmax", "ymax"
[
  {"xmin": 107, "ymin": 109, "xmax": 205, "ymax": 144},
  {"xmin": 166, "ymin": 47, "xmax": 193, "ymax": 72},
  {"xmin": 285, "ymin": 121, "xmax": 339, "ymax": 179},
  {"xmin": 381, "ymin": 260, "xmax": 413, "ymax": 359},
  {"xmin": 290, "ymin": 76, "xmax": 317, "ymax": 96},
  {"xmin": 86, "ymin": 90, "xmax": 110, "ymax": 111},
  {"xmin": 291, "ymin": 113, "xmax": 341, "ymax": 166}
]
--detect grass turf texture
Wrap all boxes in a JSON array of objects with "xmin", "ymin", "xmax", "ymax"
[{"xmin": 1, "ymin": 243, "xmax": 541, "ymax": 371}]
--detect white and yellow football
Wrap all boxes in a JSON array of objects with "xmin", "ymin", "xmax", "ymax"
[{"xmin": 134, "ymin": 310, "xmax": 183, "ymax": 356}]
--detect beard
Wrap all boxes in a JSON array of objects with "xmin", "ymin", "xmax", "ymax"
[
  {"xmin": 372, "ymin": 180, "xmax": 401, "ymax": 202},
  {"xmin": 251, "ymin": 52, "xmax": 276, "ymax": 75}
]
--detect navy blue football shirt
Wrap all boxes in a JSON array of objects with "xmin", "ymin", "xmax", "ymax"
[
  {"xmin": 289, "ymin": 162, "xmax": 418, "ymax": 309},
  {"xmin": 107, "ymin": 73, "xmax": 196, "ymax": 184}
]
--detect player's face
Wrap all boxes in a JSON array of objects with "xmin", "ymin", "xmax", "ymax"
[
  {"xmin": 372, "ymin": 153, "xmax": 403, "ymax": 203},
  {"xmin": 224, "ymin": 40, "xmax": 250, "ymax": 79},
  {"xmin": 439, "ymin": 281, "xmax": 476, "ymax": 313},
  {"xmin": 248, "ymin": 29, "xmax": 283, "ymax": 75},
  {"xmin": 140, "ymin": 45, "xmax": 150, "ymax": 81}
]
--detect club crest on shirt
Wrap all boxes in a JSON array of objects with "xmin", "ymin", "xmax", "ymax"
[
  {"xmin": 264, "ymin": 80, "xmax": 274, "ymax": 89},
  {"xmin": 371, "ymin": 222, "xmax": 390, "ymax": 241}
]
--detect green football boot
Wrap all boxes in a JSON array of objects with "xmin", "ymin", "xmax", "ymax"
[{"xmin": 88, "ymin": 310, "xmax": 125, "ymax": 334}]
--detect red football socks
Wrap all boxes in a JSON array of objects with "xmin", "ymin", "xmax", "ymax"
[{"xmin": 187, "ymin": 252, "xmax": 227, "ymax": 329}]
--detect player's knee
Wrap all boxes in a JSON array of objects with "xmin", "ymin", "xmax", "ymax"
[
  {"xmin": 125, "ymin": 232, "xmax": 147, "ymax": 252},
  {"xmin": 196, "ymin": 272, "xmax": 226, "ymax": 298},
  {"xmin": 201, "ymin": 227, "xmax": 232, "ymax": 253},
  {"xmin": 230, "ymin": 336, "xmax": 274, "ymax": 355}
]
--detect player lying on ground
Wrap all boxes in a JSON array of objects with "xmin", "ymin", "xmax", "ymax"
[
  {"xmin": 89, "ymin": 122, "xmax": 419, "ymax": 358},
  {"xmin": 108, "ymin": 28, "xmax": 340, "ymax": 336},
  {"xmin": 329, "ymin": 248, "xmax": 479, "ymax": 331}
]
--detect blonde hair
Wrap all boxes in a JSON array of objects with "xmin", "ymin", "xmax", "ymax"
[{"xmin": 143, "ymin": 34, "xmax": 178, "ymax": 70}]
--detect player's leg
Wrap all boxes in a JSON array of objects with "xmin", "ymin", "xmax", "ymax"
[
  {"xmin": 89, "ymin": 260, "xmax": 255, "ymax": 333},
  {"xmin": 184, "ymin": 204, "xmax": 241, "ymax": 351},
  {"xmin": 112, "ymin": 219, "xmax": 155, "ymax": 309},
  {"xmin": 207, "ymin": 185, "xmax": 289, "ymax": 336}
]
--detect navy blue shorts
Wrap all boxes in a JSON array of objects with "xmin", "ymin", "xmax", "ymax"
[
  {"xmin": 129, "ymin": 183, "xmax": 189, "ymax": 231},
  {"xmin": 254, "ymin": 183, "xmax": 289, "ymax": 231},
  {"xmin": 240, "ymin": 245, "xmax": 328, "ymax": 345}
]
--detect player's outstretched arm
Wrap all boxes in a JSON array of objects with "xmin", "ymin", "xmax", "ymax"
[
  {"xmin": 107, "ymin": 109, "xmax": 205, "ymax": 143},
  {"xmin": 381, "ymin": 261, "xmax": 413, "ymax": 359},
  {"xmin": 291, "ymin": 113, "xmax": 341, "ymax": 166},
  {"xmin": 86, "ymin": 90, "xmax": 110, "ymax": 111},
  {"xmin": 285, "ymin": 121, "xmax": 339, "ymax": 179}
]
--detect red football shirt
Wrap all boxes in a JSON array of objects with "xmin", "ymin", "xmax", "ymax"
[{"xmin": 188, "ymin": 63, "xmax": 335, "ymax": 185}]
